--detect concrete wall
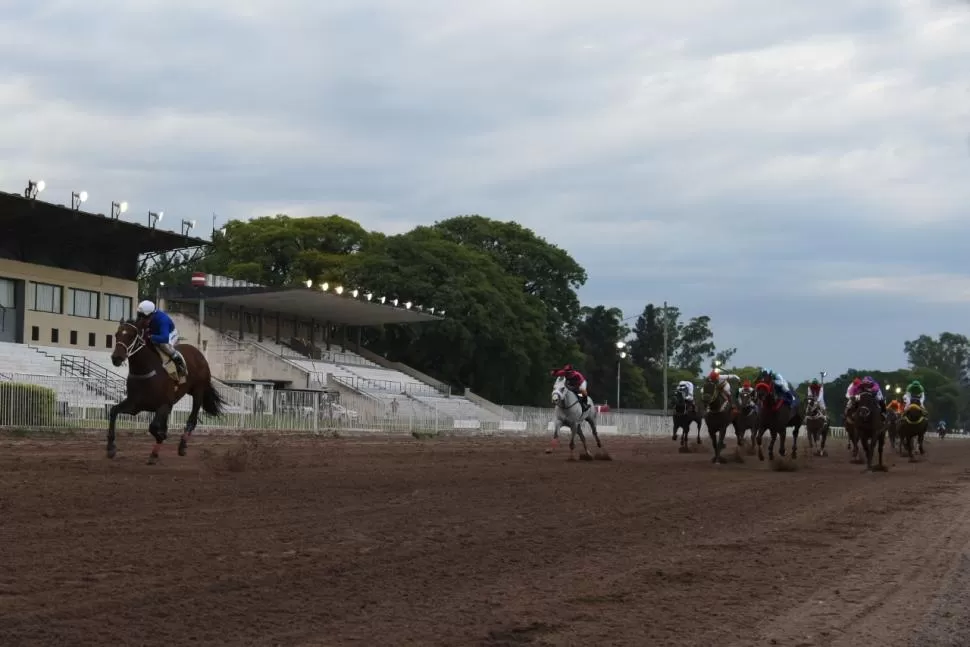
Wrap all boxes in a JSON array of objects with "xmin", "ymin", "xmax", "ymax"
[
  {"xmin": 0, "ymin": 258, "xmax": 138, "ymax": 350},
  {"xmin": 171, "ymin": 313, "xmax": 311, "ymax": 387}
]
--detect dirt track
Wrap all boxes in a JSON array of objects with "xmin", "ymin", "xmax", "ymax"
[{"xmin": 2, "ymin": 432, "xmax": 970, "ymax": 646}]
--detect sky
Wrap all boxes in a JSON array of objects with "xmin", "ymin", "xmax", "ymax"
[{"xmin": 1, "ymin": 0, "xmax": 969, "ymax": 382}]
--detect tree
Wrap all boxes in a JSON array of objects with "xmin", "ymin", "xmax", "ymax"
[
  {"xmin": 714, "ymin": 347, "xmax": 737, "ymax": 368},
  {"xmin": 348, "ymin": 226, "xmax": 554, "ymax": 405},
  {"xmin": 630, "ymin": 303, "xmax": 681, "ymax": 404},
  {"xmin": 433, "ymin": 215, "xmax": 587, "ymax": 362},
  {"xmin": 674, "ymin": 315, "xmax": 716, "ymax": 376},
  {"xmin": 904, "ymin": 333, "xmax": 970, "ymax": 383},
  {"xmin": 575, "ymin": 306, "xmax": 651, "ymax": 407}
]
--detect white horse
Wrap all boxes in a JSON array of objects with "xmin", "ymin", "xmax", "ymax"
[{"xmin": 551, "ymin": 376, "xmax": 608, "ymax": 460}]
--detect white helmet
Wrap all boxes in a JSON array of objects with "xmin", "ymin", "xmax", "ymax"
[{"xmin": 137, "ymin": 300, "xmax": 156, "ymax": 316}]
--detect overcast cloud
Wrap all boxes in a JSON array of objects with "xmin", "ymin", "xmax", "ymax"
[{"xmin": 2, "ymin": 0, "xmax": 969, "ymax": 381}]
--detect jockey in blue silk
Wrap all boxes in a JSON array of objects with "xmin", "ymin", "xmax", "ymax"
[
  {"xmin": 758, "ymin": 367, "xmax": 797, "ymax": 407},
  {"xmin": 136, "ymin": 299, "xmax": 187, "ymax": 377}
]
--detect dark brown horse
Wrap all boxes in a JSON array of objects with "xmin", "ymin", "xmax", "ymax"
[
  {"xmin": 803, "ymin": 395, "xmax": 831, "ymax": 457},
  {"xmin": 732, "ymin": 388, "xmax": 760, "ymax": 454},
  {"xmin": 672, "ymin": 388, "xmax": 703, "ymax": 451},
  {"xmin": 701, "ymin": 380, "xmax": 733, "ymax": 464},
  {"xmin": 107, "ymin": 319, "xmax": 225, "ymax": 464},
  {"xmin": 846, "ymin": 389, "xmax": 888, "ymax": 471},
  {"xmin": 754, "ymin": 380, "xmax": 803, "ymax": 462},
  {"xmin": 886, "ymin": 407, "xmax": 901, "ymax": 453},
  {"xmin": 897, "ymin": 403, "xmax": 928, "ymax": 462}
]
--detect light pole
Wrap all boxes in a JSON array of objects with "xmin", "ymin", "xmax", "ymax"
[
  {"xmin": 662, "ymin": 300, "xmax": 669, "ymax": 415},
  {"xmin": 616, "ymin": 341, "xmax": 627, "ymax": 409},
  {"xmin": 156, "ymin": 281, "xmax": 165, "ymax": 306}
]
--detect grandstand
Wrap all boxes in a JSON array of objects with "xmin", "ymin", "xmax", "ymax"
[{"xmin": 164, "ymin": 281, "xmax": 511, "ymax": 424}]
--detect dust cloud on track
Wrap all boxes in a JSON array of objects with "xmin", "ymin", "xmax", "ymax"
[{"xmin": 2, "ymin": 433, "xmax": 970, "ymax": 646}]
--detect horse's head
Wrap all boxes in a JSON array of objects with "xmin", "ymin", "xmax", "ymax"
[
  {"xmin": 551, "ymin": 376, "xmax": 567, "ymax": 407},
  {"xmin": 111, "ymin": 318, "xmax": 145, "ymax": 367},
  {"xmin": 854, "ymin": 389, "xmax": 879, "ymax": 422},
  {"xmin": 738, "ymin": 389, "xmax": 754, "ymax": 409},
  {"xmin": 700, "ymin": 379, "xmax": 721, "ymax": 411}
]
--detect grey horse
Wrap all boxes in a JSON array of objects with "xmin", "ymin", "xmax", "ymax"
[{"xmin": 551, "ymin": 377, "xmax": 608, "ymax": 460}]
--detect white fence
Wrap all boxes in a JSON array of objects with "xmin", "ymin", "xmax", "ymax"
[{"xmin": 0, "ymin": 376, "xmax": 867, "ymax": 439}]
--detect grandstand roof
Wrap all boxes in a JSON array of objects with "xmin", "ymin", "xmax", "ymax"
[
  {"xmin": 166, "ymin": 285, "xmax": 442, "ymax": 326},
  {"xmin": 0, "ymin": 191, "xmax": 209, "ymax": 255}
]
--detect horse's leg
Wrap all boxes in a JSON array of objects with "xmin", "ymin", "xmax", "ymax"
[
  {"xmin": 695, "ymin": 418, "xmax": 703, "ymax": 444},
  {"xmin": 767, "ymin": 429, "xmax": 777, "ymax": 460},
  {"xmin": 588, "ymin": 418, "xmax": 602, "ymax": 449},
  {"xmin": 707, "ymin": 420, "xmax": 718, "ymax": 463},
  {"xmin": 918, "ymin": 429, "xmax": 926, "ymax": 456},
  {"xmin": 568, "ymin": 425, "xmax": 576, "ymax": 460},
  {"xmin": 575, "ymin": 424, "xmax": 592, "ymax": 459},
  {"xmin": 790, "ymin": 423, "xmax": 799, "ymax": 460},
  {"xmin": 876, "ymin": 431, "xmax": 886, "ymax": 470},
  {"xmin": 820, "ymin": 424, "xmax": 829, "ymax": 456},
  {"xmin": 106, "ymin": 399, "xmax": 138, "ymax": 459},
  {"xmin": 179, "ymin": 394, "xmax": 203, "ymax": 457},
  {"xmin": 777, "ymin": 428, "xmax": 788, "ymax": 458},
  {"xmin": 147, "ymin": 404, "xmax": 173, "ymax": 465},
  {"xmin": 672, "ymin": 418, "xmax": 678, "ymax": 442},
  {"xmin": 757, "ymin": 427, "xmax": 767, "ymax": 461}
]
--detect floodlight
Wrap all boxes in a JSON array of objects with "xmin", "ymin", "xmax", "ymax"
[
  {"xmin": 439, "ymin": 310, "xmax": 446, "ymax": 316},
  {"xmin": 25, "ymin": 179, "xmax": 45, "ymax": 199},
  {"xmin": 181, "ymin": 219, "xmax": 196, "ymax": 236},
  {"xmin": 71, "ymin": 190, "xmax": 87, "ymax": 210},
  {"xmin": 620, "ymin": 351, "xmax": 627, "ymax": 359},
  {"xmin": 616, "ymin": 341, "xmax": 626, "ymax": 349},
  {"xmin": 429, "ymin": 307, "xmax": 435, "ymax": 314},
  {"xmin": 110, "ymin": 201, "xmax": 128, "ymax": 219},
  {"xmin": 380, "ymin": 296, "xmax": 386, "ymax": 304},
  {"xmin": 320, "ymin": 282, "xmax": 329, "ymax": 291},
  {"xmin": 305, "ymin": 279, "xmax": 313, "ymax": 288},
  {"xmin": 392, "ymin": 299, "xmax": 398, "ymax": 306},
  {"xmin": 148, "ymin": 211, "xmax": 163, "ymax": 228},
  {"xmin": 351, "ymin": 289, "xmax": 359, "ymax": 298},
  {"xmin": 405, "ymin": 301, "xmax": 412, "ymax": 309},
  {"xmin": 335, "ymin": 285, "xmax": 344, "ymax": 295},
  {"xmin": 365, "ymin": 292, "xmax": 373, "ymax": 301}
]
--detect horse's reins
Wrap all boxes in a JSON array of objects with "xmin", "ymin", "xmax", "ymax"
[{"xmin": 115, "ymin": 322, "xmax": 146, "ymax": 359}]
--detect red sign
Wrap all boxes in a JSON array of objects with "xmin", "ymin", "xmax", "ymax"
[{"xmin": 191, "ymin": 272, "xmax": 206, "ymax": 286}]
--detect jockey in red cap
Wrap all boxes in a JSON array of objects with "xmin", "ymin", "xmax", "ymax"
[
  {"xmin": 705, "ymin": 369, "xmax": 741, "ymax": 407},
  {"xmin": 551, "ymin": 364, "xmax": 589, "ymax": 411}
]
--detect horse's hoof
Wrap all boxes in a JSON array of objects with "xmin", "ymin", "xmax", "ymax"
[
  {"xmin": 177, "ymin": 440, "xmax": 187, "ymax": 457},
  {"xmin": 696, "ymin": 439, "xmax": 702, "ymax": 445},
  {"xmin": 106, "ymin": 447, "xmax": 116, "ymax": 459},
  {"xmin": 567, "ymin": 456, "xmax": 577, "ymax": 462},
  {"xmin": 871, "ymin": 464, "xmax": 889, "ymax": 472},
  {"xmin": 147, "ymin": 454, "xmax": 159, "ymax": 465},
  {"xmin": 580, "ymin": 453, "xmax": 593, "ymax": 461},
  {"xmin": 544, "ymin": 448, "xmax": 553, "ymax": 454},
  {"xmin": 678, "ymin": 446, "xmax": 691, "ymax": 454}
]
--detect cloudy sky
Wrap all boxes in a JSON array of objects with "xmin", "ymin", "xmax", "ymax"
[{"xmin": 2, "ymin": 0, "xmax": 969, "ymax": 381}]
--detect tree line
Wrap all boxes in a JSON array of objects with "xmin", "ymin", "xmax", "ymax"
[{"xmin": 141, "ymin": 214, "xmax": 735, "ymax": 406}]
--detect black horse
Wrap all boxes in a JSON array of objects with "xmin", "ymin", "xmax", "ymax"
[{"xmin": 672, "ymin": 388, "xmax": 703, "ymax": 451}]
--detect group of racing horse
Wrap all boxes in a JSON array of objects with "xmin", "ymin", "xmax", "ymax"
[{"xmin": 670, "ymin": 373, "xmax": 932, "ymax": 471}]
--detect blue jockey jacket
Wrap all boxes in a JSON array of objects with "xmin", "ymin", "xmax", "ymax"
[{"xmin": 147, "ymin": 310, "xmax": 176, "ymax": 345}]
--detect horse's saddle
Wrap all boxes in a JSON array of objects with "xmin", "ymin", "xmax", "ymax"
[{"xmin": 156, "ymin": 348, "xmax": 187, "ymax": 386}]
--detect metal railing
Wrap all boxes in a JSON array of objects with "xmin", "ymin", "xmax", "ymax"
[
  {"xmin": 59, "ymin": 355, "xmax": 126, "ymax": 403},
  {"xmin": 0, "ymin": 377, "xmax": 942, "ymax": 440}
]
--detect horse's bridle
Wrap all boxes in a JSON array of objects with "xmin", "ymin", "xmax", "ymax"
[{"xmin": 115, "ymin": 322, "xmax": 146, "ymax": 359}]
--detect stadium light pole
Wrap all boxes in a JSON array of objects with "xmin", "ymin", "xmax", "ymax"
[
  {"xmin": 616, "ymin": 341, "xmax": 627, "ymax": 409},
  {"xmin": 181, "ymin": 219, "xmax": 196, "ymax": 236},
  {"xmin": 71, "ymin": 190, "xmax": 88, "ymax": 210},
  {"xmin": 25, "ymin": 179, "xmax": 45, "ymax": 199},
  {"xmin": 662, "ymin": 300, "xmax": 669, "ymax": 416},
  {"xmin": 156, "ymin": 280, "xmax": 165, "ymax": 306},
  {"xmin": 110, "ymin": 201, "xmax": 128, "ymax": 219},
  {"xmin": 148, "ymin": 211, "xmax": 163, "ymax": 228}
]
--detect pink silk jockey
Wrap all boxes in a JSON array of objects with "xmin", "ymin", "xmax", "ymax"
[{"xmin": 848, "ymin": 376, "xmax": 884, "ymax": 400}]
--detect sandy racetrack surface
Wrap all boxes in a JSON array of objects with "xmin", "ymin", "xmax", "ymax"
[{"xmin": 2, "ymin": 432, "xmax": 970, "ymax": 646}]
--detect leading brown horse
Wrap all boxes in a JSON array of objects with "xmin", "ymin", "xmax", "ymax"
[
  {"xmin": 107, "ymin": 319, "xmax": 225, "ymax": 464},
  {"xmin": 701, "ymin": 379, "xmax": 733, "ymax": 464},
  {"xmin": 846, "ymin": 388, "xmax": 888, "ymax": 471}
]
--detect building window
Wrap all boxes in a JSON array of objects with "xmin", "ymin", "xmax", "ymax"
[
  {"xmin": 104, "ymin": 294, "xmax": 132, "ymax": 321},
  {"xmin": 32, "ymin": 283, "xmax": 62, "ymax": 314},
  {"xmin": 67, "ymin": 288, "xmax": 99, "ymax": 318},
  {"xmin": 69, "ymin": 330, "xmax": 78, "ymax": 345},
  {"xmin": 31, "ymin": 326, "xmax": 39, "ymax": 341},
  {"xmin": 88, "ymin": 332, "xmax": 96, "ymax": 347},
  {"xmin": 0, "ymin": 279, "xmax": 14, "ymax": 308},
  {"xmin": 50, "ymin": 328, "xmax": 59, "ymax": 343},
  {"xmin": 105, "ymin": 334, "xmax": 112, "ymax": 349}
]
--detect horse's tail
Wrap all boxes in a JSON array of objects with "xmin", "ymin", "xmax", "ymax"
[{"xmin": 202, "ymin": 380, "xmax": 227, "ymax": 416}]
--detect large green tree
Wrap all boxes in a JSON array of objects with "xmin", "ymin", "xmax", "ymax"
[{"xmin": 574, "ymin": 306, "xmax": 652, "ymax": 407}]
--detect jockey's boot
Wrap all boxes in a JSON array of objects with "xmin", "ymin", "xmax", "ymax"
[
  {"xmin": 171, "ymin": 351, "xmax": 188, "ymax": 377},
  {"xmin": 579, "ymin": 394, "xmax": 590, "ymax": 412}
]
